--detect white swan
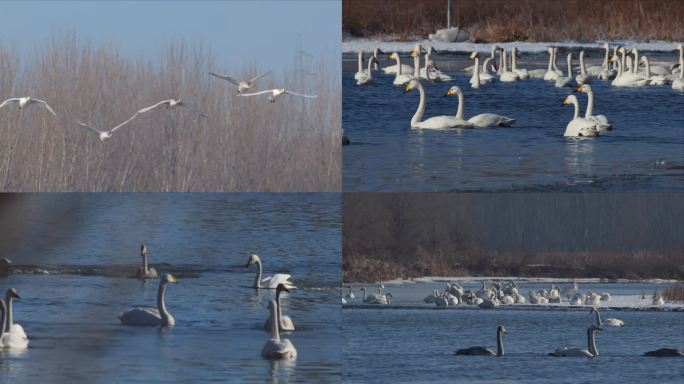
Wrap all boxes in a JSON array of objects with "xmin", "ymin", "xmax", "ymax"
[
  {"xmin": 381, "ymin": 51, "xmax": 414, "ymax": 75},
  {"xmin": 570, "ymin": 294, "xmax": 583, "ymax": 306},
  {"xmin": 360, "ymin": 288, "xmax": 391, "ymax": 304},
  {"xmin": 597, "ymin": 43, "xmax": 618, "ymax": 80},
  {"xmin": 671, "ymin": 45, "xmax": 684, "ymax": 90},
  {"xmin": 610, "ymin": 51, "xmax": 648, "ymax": 87},
  {"xmin": 261, "ymin": 300, "xmax": 297, "ymax": 360},
  {"xmin": 640, "ymin": 56, "xmax": 668, "ymax": 85},
  {"xmin": 511, "ymin": 47, "xmax": 529, "ymax": 79},
  {"xmin": 0, "ymin": 289, "xmax": 28, "ymax": 349},
  {"xmin": 445, "ymin": 86, "xmax": 516, "ymax": 128},
  {"xmin": 552, "ymin": 47, "xmax": 564, "ymax": 75},
  {"xmin": 403, "ymin": 80, "xmax": 472, "ymax": 129},
  {"xmin": 652, "ymin": 293, "xmax": 665, "ymax": 307},
  {"xmin": 575, "ymin": 84, "xmax": 612, "ymax": 131},
  {"xmin": 549, "ymin": 324, "xmax": 601, "ymax": 357},
  {"xmin": 469, "ymin": 53, "xmax": 482, "ymax": 89},
  {"xmin": 479, "ymin": 58, "xmax": 497, "ymax": 84},
  {"xmin": 455, "ymin": 325, "xmax": 507, "ymax": 356},
  {"xmin": 591, "ymin": 307, "xmax": 624, "ymax": 327},
  {"xmin": 372, "ymin": 47, "xmax": 384, "ymax": 70},
  {"xmin": 245, "ymin": 254, "xmax": 296, "ymax": 289},
  {"xmin": 555, "ymin": 53, "xmax": 577, "ymax": 88},
  {"xmin": 464, "ymin": 45, "xmax": 498, "ymax": 73},
  {"xmin": 542, "ymin": 47, "xmax": 561, "ymax": 80},
  {"xmin": 137, "ymin": 244, "xmax": 159, "ymax": 279},
  {"xmin": 585, "ymin": 43, "xmax": 610, "ymax": 77},
  {"xmin": 434, "ymin": 292, "xmax": 449, "ymax": 307},
  {"xmin": 575, "ymin": 51, "xmax": 592, "ymax": 85},
  {"xmin": 357, "ymin": 56, "xmax": 378, "ymax": 85},
  {"xmin": 386, "ymin": 52, "xmax": 415, "ymax": 85},
  {"xmin": 345, "ymin": 285, "xmax": 355, "ymax": 300},
  {"xmin": 499, "ymin": 49, "xmax": 520, "ymax": 82},
  {"xmin": 354, "ymin": 51, "xmax": 366, "ymax": 80},
  {"xmin": 424, "ymin": 289, "xmax": 440, "ymax": 304},
  {"xmin": 76, "ymin": 108, "xmax": 141, "ymax": 142},
  {"xmin": 209, "ymin": 70, "xmax": 271, "ymax": 93},
  {"xmin": 237, "ymin": 88, "xmax": 318, "ymax": 103},
  {"xmin": 264, "ymin": 284, "xmax": 295, "ymax": 332},
  {"xmin": 562, "ymin": 95, "xmax": 598, "ymax": 137},
  {"xmin": 421, "ymin": 57, "xmax": 452, "ymax": 82},
  {"xmin": 135, "ymin": 98, "xmax": 206, "ymax": 118},
  {"xmin": 0, "ymin": 97, "xmax": 57, "ymax": 116},
  {"xmin": 119, "ymin": 274, "xmax": 178, "ymax": 326}
]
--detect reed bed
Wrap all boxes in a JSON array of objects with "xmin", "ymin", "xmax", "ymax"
[
  {"xmin": 664, "ymin": 284, "xmax": 684, "ymax": 302},
  {"xmin": 343, "ymin": 0, "xmax": 684, "ymax": 42},
  {"xmin": 0, "ymin": 34, "xmax": 340, "ymax": 192}
]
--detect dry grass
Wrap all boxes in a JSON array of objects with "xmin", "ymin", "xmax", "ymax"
[
  {"xmin": 343, "ymin": 0, "xmax": 684, "ymax": 42},
  {"xmin": 0, "ymin": 34, "xmax": 340, "ymax": 192},
  {"xmin": 664, "ymin": 284, "xmax": 684, "ymax": 302}
]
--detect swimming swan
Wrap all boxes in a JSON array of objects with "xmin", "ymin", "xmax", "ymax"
[
  {"xmin": 575, "ymin": 84, "xmax": 612, "ymax": 131},
  {"xmin": 137, "ymin": 244, "xmax": 159, "ymax": 279},
  {"xmin": 387, "ymin": 52, "xmax": 416, "ymax": 86},
  {"xmin": 403, "ymin": 80, "xmax": 472, "ymax": 129},
  {"xmin": 590, "ymin": 307, "xmax": 624, "ymax": 327},
  {"xmin": 0, "ymin": 288, "xmax": 29, "ymax": 349},
  {"xmin": 264, "ymin": 284, "xmax": 295, "ymax": 332},
  {"xmin": 357, "ymin": 56, "xmax": 378, "ymax": 86},
  {"xmin": 445, "ymin": 86, "xmax": 516, "ymax": 128},
  {"xmin": 245, "ymin": 254, "xmax": 296, "ymax": 289},
  {"xmin": 511, "ymin": 47, "xmax": 529, "ymax": 79},
  {"xmin": 555, "ymin": 53, "xmax": 577, "ymax": 88},
  {"xmin": 498, "ymin": 49, "xmax": 520, "ymax": 82},
  {"xmin": 549, "ymin": 324, "xmax": 601, "ymax": 357},
  {"xmin": 261, "ymin": 300, "xmax": 297, "ymax": 360},
  {"xmin": 345, "ymin": 285, "xmax": 355, "ymax": 300},
  {"xmin": 119, "ymin": 274, "xmax": 178, "ymax": 326},
  {"xmin": 610, "ymin": 50, "xmax": 648, "ymax": 87},
  {"xmin": 643, "ymin": 348, "xmax": 684, "ymax": 357},
  {"xmin": 208, "ymin": 71, "xmax": 271, "ymax": 93},
  {"xmin": 237, "ymin": 88, "xmax": 318, "ymax": 103},
  {"xmin": 542, "ymin": 47, "xmax": 561, "ymax": 80},
  {"xmin": 562, "ymin": 95, "xmax": 598, "ymax": 137},
  {"xmin": 639, "ymin": 56, "xmax": 668, "ymax": 85},
  {"xmin": 575, "ymin": 50, "xmax": 592, "ymax": 85},
  {"xmin": 455, "ymin": 325, "xmax": 507, "ymax": 356},
  {"xmin": 0, "ymin": 97, "xmax": 57, "ymax": 116}
]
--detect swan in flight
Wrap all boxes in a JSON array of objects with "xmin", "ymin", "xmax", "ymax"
[
  {"xmin": 357, "ymin": 56, "xmax": 378, "ymax": 86},
  {"xmin": 643, "ymin": 348, "xmax": 684, "ymax": 357},
  {"xmin": 261, "ymin": 300, "xmax": 297, "ymax": 360},
  {"xmin": 445, "ymin": 86, "xmax": 516, "ymax": 128},
  {"xmin": 345, "ymin": 285, "xmax": 355, "ymax": 300},
  {"xmin": 455, "ymin": 325, "xmax": 507, "ymax": 356},
  {"xmin": 237, "ymin": 88, "xmax": 318, "ymax": 103},
  {"xmin": 549, "ymin": 324, "xmax": 602, "ymax": 357},
  {"xmin": 591, "ymin": 307, "xmax": 624, "ymax": 327},
  {"xmin": 136, "ymin": 98, "xmax": 206, "ymax": 118},
  {"xmin": 119, "ymin": 274, "xmax": 178, "ymax": 326},
  {"xmin": 0, "ymin": 288, "xmax": 29, "ymax": 349},
  {"xmin": 387, "ymin": 52, "xmax": 416, "ymax": 86},
  {"xmin": 137, "ymin": 244, "xmax": 159, "ymax": 279},
  {"xmin": 264, "ymin": 284, "xmax": 295, "ymax": 332},
  {"xmin": 555, "ymin": 53, "xmax": 577, "ymax": 88},
  {"xmin": 246, "ymin": 254, "xmax": 296, "ymax": 289},
  {"xmin": 77, "ymin": 110, "xmax": 140, "ymax": 142},
  {"xmin": 575, "ymin": 84, "xmax": 612, "ymax": 131},
  {"xmin": 404, "ymin": 80, "xmax": 472, "ymax": 129},
  {"xmin": 209, "ymin": 71, "xmax": 271, "ymax": 93},
  {"xmin": 0, "ymin": 96, "xmax": 57, "ymax": 116},
  {"xmin": 562, "ymin": 95, "xmax": 598, "ymax": 137}
]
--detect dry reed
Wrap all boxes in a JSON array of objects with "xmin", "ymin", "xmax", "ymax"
[{"xmin": 0, "ymin": 34, "xmax": 340, "ymax": 192}]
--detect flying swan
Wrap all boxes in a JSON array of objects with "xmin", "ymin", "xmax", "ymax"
[
  {"xmin": 237, "ymin": 88, "xmax": 318, "ymax": 103},
  {"xmin": 119, "ymin": 274, "xmax": 178, "ymax": 326},
  {"xmin": 209, "ymin": 71, "xmax": 271, "ymax": 93},
  {"xmin": 0, "ymin": 97, "xmax": 57, "ymax": 116}
]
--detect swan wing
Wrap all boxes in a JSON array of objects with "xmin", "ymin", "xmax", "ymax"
[
  {"xmin": 416, "ymin": 116, "xmax": 472, "ymax": 130},
  {"xmin": 455, "ymin": 346, "xmax": 495, "ymax": 356},
  {"xmin": 109, "ymin": 112, "xmax": 141, "ymax": 133},
  {"xmin": 237, "ymin": 90, "xmax": 275, "ymax": 97},
  {"xmin": 262, "ymin": 338, "xmax": 297, "ymax": 359},
  {"xmin": 549, "ymin": 347, "xmax": 593, "ymax": 357},
  {"xmin": 136, "ymin": 100, "xmax": 171, "ymax": 115},
  {"xmin": 119, "ymin": 307, "xmax": 162, "ymax": 325},
  {"xmin": 77, "ymin": 121, "xmax": 105, "ymax": 135},
  {"xmin": 208, "ymin": 72, "xmax": 240, "ymax": 86},
  {"xmin": 30, "ymin": 99, "xmax": 57, "ymax": 116},
  {"xmin": 284, "ymin": 90, "xmax": 318, "ymax": 98},
  {"xmin": 468, "ymin": 113, "xmax": 516, "ymax": 128},
  {"xmin": 261, "ymin": 273, "xmax": 296, "ymax": 289},
  {"xmin": 249, "ymin": 71, "xmax": 272, "ymax": 83},
  {"xmin": 0, "ymin": 98, "xmax": 21, "ymax": 110}
]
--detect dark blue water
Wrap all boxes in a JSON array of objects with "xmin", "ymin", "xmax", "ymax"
[
  {"xmin": 343, "ymin": 305, "xmax": 684, "ymax": 383},
  {"xmin": 0, "ymin": 193, "xmax": 341, "ymax": 383},
  {"xmin": 343, "ymin": 57, "xmax": 684, "ymax": 192}
]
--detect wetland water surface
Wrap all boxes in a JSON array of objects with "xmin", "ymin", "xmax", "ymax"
[{"xmin": 0, "ymin": 193, "xmax": 341, "ymax": 384}]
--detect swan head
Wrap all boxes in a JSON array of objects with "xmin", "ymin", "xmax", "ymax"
[
  {"xmin": 373, "ymin": 47, "xmax": 384, "ymax": 55},
  {"xmin": 245, "ymin": 254, "xmax": 261, "ymax": 268},
  {"xmin": 162, "ymin": 274, "xmax": 177, "ymax": 284},
  {"xmin": 6, "ymin": 288, "xmax": 20, "ymax": 299},
  {"xmin": 590, "ymin": 323, "xmax": 603, "ymax": 332},
  {"xmin": 498, "ymin": 325, "xmax": 507, "ymax": 334},
  {"xmin": 562, "ymin": 95, "xmax": 578, "ymax": 106},
  {"xmin": 609, "ymin": 55, "xmax": 618, "ymax": 63},
  {"xmin": 445, "ymin": 86, "xmax": 462, "ymax": 97},
  {"xmin": 469, "ymin": 52, "xmax": 478, "ymax": 60},
  {"xmin": 276, "ymin": 283, "xmax": 290, "ymax": 295},
  {"xmin": 404, "ymin": 80, "xmax": 420, "ymax": 94},
  {"xmin": 408, "ymin": 49, "xmax": 419, "ymax": 58},
  {"xmin": 387, "ymin": 52, "xmax": 398, "ymax": 61},
  {"xmin": 140, "ymin": 244, "xmax": 147, "ymax": 257},
  {"xmin": 575, "ymin": 84, "xmax": 592, "ymax": 93}
]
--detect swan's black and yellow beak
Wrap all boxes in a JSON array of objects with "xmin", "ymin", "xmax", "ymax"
[
  {"xmin": 403, "ymin": 84, "xmax": 413, "ymax": 94},
  {"xmin": 445, "ymin": 89, "xmax": 454, "ymax": 97},
  {"xmin": 169, "ymin": 276, "xmax": 178, "ymax": 284},
  {"xmin": 245, "ymin": 261, "xmax": 252, "ymax": 268},
  {"xmin": 575, "ymin": 87, "xmax": 583, "ymax": 93},
  {"xmin": 562, "ymin": 100, "xmax": 569, "ymax": 106}
]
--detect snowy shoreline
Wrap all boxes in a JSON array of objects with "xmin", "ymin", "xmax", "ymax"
[{"xmin": 379, "ymin": 276, "xmax": 682, "ymax": 285}]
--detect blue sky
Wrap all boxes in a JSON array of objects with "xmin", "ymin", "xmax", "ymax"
[{"xmin": 0, "ymin": 0, "xmax": 340, "ymax": 68}]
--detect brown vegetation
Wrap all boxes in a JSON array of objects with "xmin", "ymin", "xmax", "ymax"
[
  {"xmin": 343, "ymin": 0, "xmax": 684, "ymax": 42},
  {"xmin": 343, "ymin": 193, "xmax": 684, "ymax": 283},
  {"xmin": 664, "ymin": 284, "xmax": 684, "ymax": 302},
  {"xmin": 0, "ymin": 34, "xmax": 340, "ymax": 191}
]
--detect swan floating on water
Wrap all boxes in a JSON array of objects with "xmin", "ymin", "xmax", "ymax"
[
  {"xmin": 209, "ymin": 71, "xmax": 271, "ymax": 93},
  {"xmin": 0, "ymin": 97, "xmax": 57, "ymax": 116},
  {"xmin": 357, "ymin": 56, "xmax": 378, "ymax": 86},
  {"xmin": 119, "ymin": 274, "xmax": 177, "ymax": 326},
  {"xmin": 360, "ymin": 287, "xmax": 391, "ymax": 304},
  {"xmin": 555, "ymin": 53, "xmax": 578, "ymax": 88},
  {"xmin": 245, "ymin": 254, "xmax": 296, "ymax": 289},
  {"xmin": 0, "ymin": 288, "xmax": 29, "ymax": 349},
  {"xmin": 264, "ymin": 284, "xmax": 295, "ymax": 332},
  {"xmin": 455, "ymin": 325, "xmax": 507, "ymax": 356},
  {"xmin": 562, "ymin": 95, "xmax": 598, "ymax": 137},
  {"xmin": 237, "ymin": 88, "xmax": 318, "ymax": 103},
  {"xmin": 137, "ymin": 244, "xmax": 159, "ymax": 279},
  {"xmin": 445, "ymin": 86, "xmax": 516, "ymax": 128},
  {"xmin": 591, "ymin": 307, "xmax": 624, "ymax": 327},
  {"xmin": 549, "ymin": 324, "xmax": 601, "ymax": 357},
  {"xmin": 403, "ymin": 80, "xmax": 472, "ymax": 129},
  {"xmin": 345, "ymin": 285, "xmax": 355, "ymax": 300},
  {"xmin": 643, "ymin": 348, "xmax": 684, "ymax": 357},
  {"xmin": 575, "ymin": 84, "xmax": 612, "ymax": 132},
  {"xmin": 261, "ymin": 300, "xmax": 297, "ymax": 360},
  {"xmin": 387, "ymin": 52, "xmax": 416, "ymax": 86},
  {"xmin": 671, "ymin": 44, "xmax": 684, "ymax": 90}
]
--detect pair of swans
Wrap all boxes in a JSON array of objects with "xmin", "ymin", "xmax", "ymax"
[
  {"xmin": 209, "ymin": 70, "xmax": 271, "ymax": 93},
  {"xmin": 137, "ymin": 244, "xmax": 159, "ymax": 279},
  {"xmin": 610, "ymin": 49, "xmax": 649, "ymax": 87},
  {"xmin": 468, "ymin": 53, "xmax": 496, "ymax": 89},
  {"xmin": 575, "ymin": 84, "xmax": 612, "ymax": 131},
  {"xmin": 549, "ymin": 324, "xmax": 602, "ymax": 357},
  {"xmin": 360, "ymin": 287, "xmax": 392, "ymax": 304},
  {"xmin": 498, "ymin": 48, "xmax": 520, "ymax": 82},
  {"xmin": 0, "ymin": 288, "xmax": 29, "ymax": 349},
  {"xmin": 555, "ymin": 53, "xmax": 578, "ymax": 88},
  {"xmin": 542, "ymin": 47, "xmax": 564, "ymax": 81},
  {"xmin": 356, "ymin": 56, "xmax": 378, "ymax": 85},
  {"xmin": 455, "ymin": 325, "xmax": 507, "ymax": 356},
  {"xmin": 0, "ymin": 96, "xmax": 57, "ymax": 116},
  {"xmin": 245, "ymin": 254, "xmax": 296, "ymax": 289},
  {"xmin": 387, "ymin": 51, "xmax": 419, "ymax": 86},
  {"xmin": 261, "ymin": 299, "xmax": 297, "ymax": 360},
  {"xmin": 404, "ymin": 80, "xmax": 515, "ymax": 129},
  {"xmin": 264, "ymin": 284, "xmax": 295, "ymax": 332},
  {"xmin": 562, "ymin": 95, "xmax": 599, "ymax": 137},
  {"xmin": 78, "ymin": 98, "xmax": 205, "ymax": 141},
  {"xmin": 591, "ymin": 307, "xmax": 624, "ymax": 327},
  {"xmin": 119, "ymin": 274, "xmax": 177, "ymax": 326}
]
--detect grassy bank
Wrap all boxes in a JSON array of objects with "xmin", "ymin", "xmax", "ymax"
[
  {"xmin": 0, "ymin": 34, "xmax": 340, "ymax": 192},
  {"xmin": 343, "ymin": 0, "xmax": 684, "ymax": 42}
]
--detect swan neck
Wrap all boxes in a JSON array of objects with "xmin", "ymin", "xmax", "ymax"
[
  {"xmin": 411, "ymin": 81, "xmax": 426, "ymax": 127},
  {"xmin": 512, "ymin": 49, "xmax": 517, "ymax": 70},
  {"xmin": 585, "ymin": 90, "xmax": 594, "ymax": 118},
  {"xmin": 5, "ymin": 294, "xmax": 12, "ymax": 332},
  {"xmin": 643, "ymin": 57, "xmax": 650, "ymax": 77},
  {"xmin": 632, "ymin": 49, "xmax": 639, "ymax": 74},
  {"xmin": 593, "ymin": 308, "xmax": 602, "ymax": 325},
  {"xmin": 361, "ymin": 288, "xmax": 366, "ymax": 301},
  {"xmin": 580, "ymin": 53, "xmax": 587, "ymax": 76},
  {"xmin": 413, "ymin": 55, "xmax": 420, "ymax": 78},
  {"xmin": 567, "ymin": 54, "xmax": 572, "ymax": 77},
  {"xmin": 270, "ymin": 303, "xmax": 280, "ymax": 341},
  {"xmin": 253, "ymin": 259, "xmax": 263, "ymax": 288},
  {"xmin": 276, "ymin": 288, "xmax": 284, "ymax": 328},
  {"xmin": 547, "ymin": 50, "xmax": 553, "ymax": 71},
  {"xmin": 366, "ymin": 57, "xmax": 375, "ymax": 74},
  {"xmin": 588, "ymin": 328, "xmax": 598, "ymax": 356},
  {"xmin": 394, "ymin": 55, "xmax": 403, "ymax": 76},
  {"xmin": 603, "ymin": 45, "xmax": 609, "ymax": 69},
  {"xmin": 357, "ymin": 52, "xmax": 363, "ymax": 72},
  {"xmin": 572, "ymin": 99, "xmax": 580, "ymax": 120},
  {"xmin": 679, "ymin": 48, "xmax": 684, "ymax": 79},
  {"xmin": 456, "ymin": 89, "xmax": 465, "ymax": 120},
  {"xmin": 473, "ymin": 57, "xmax": 480, "ymax": 87},
  {"xmin": 157, "ymin": 279, "xmax": 170, "ymax": 321},
  {"xmin": 502, "ymin": 50, "xmax": 508, "ymax": 72},
  {"xmin": 0, "ymin": 299, "xmax": 6, "ymax": 333},
  {"xmin": 143, "ymin": 252, "xmax": 149, "ymax": 274},
  {"xmin": 497, "ymin": 328, "xmax": 504, "ymax": 356},
  {"xmin": 552, "ymin": 49, "xmax": 560, "ymax": 71}
]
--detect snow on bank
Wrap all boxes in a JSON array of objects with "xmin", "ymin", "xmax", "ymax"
[
  {"xmin": 382, "ymin": 276, "xmax": 681, "ymax": 285},
  {"xmin": 342, "ymin": 37, "xmax": 681, "ymax": 54}
]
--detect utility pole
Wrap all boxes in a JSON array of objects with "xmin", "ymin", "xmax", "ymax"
[{"xmin": 447, "ymin": 0, "xmax": 451, "ymax": 28}]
